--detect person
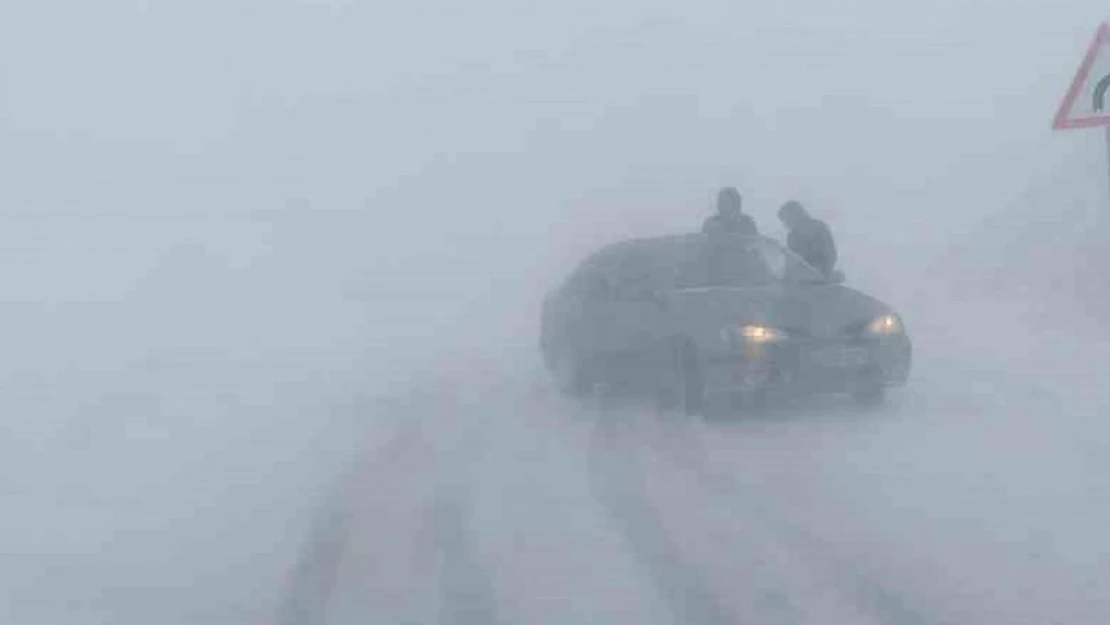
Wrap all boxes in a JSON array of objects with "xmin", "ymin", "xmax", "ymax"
[
  {"xmin": 777, "ymin": 200, "xmax": 837, "ymax": 278},
  {"xmin": 702, "ymin": 187, "xmax": 758, "ymax": 236}
]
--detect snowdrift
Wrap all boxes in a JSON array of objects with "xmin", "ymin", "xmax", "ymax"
[{"xmin": 925, "ymin": 136, "xmax": 1110, "ymax": 332}]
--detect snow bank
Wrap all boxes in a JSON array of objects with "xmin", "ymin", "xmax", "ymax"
[
  {"xmin": 926, "ymin": 134, "xmax": 1110, "ymax": 332},
  {"xmin": 0, "ymin": 194, "xmax": 413, "ymax": 624}
]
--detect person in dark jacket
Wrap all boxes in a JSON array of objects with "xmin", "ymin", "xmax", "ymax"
[
  {"xmin": 702, "ymin": 187, "xmax": 758, "ymax": 236},
  {"xmin": 777, "ymin": 200, "xmax": 837, "ymax": 277}
]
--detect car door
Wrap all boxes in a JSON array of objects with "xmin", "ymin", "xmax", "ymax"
[
  {"xmin": 574, "ymin": 260, "xmax": 624, "ymax": 360},
  {"xmin": 589, "ymin": 247, "xmax": 673, "ymax": 360},
  {"xmin": 545, "ymin": 255, "xmax": 618, "ymax": 364}
]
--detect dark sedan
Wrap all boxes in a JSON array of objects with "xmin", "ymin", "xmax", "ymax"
[{"xmin": 540, "ymin": 232, "xmax": 911, "ymax": 414}]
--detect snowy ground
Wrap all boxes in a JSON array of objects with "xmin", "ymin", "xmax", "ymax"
[
  {"xmin": 7, "ymin": 2, "xmax": 1110, "ymax": 622},
  {"xmin": 0, "ymin": 344, "xmax": 384, "ymax": 625},
  {"xmin": 3, "ymin": 234, "xmax": 1109, "ymax": 625},
  {"xmin": 275, "ymin": 295, "xmax": 1110, "ymax": 625}
]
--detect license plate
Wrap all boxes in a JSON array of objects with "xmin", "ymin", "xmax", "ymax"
[{"xmin": 810, "ymin": 345, "xmax": 869, "ymax": 368}]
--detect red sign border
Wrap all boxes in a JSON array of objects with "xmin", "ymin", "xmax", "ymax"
[{"xmin": 1053, "ymin": 22, "xmax": 1110, "ymax": 130}]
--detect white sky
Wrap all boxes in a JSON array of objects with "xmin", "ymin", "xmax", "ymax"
[{"xmin": 0, "ymin": 1, "xmax": 1108, "ymax": 251}]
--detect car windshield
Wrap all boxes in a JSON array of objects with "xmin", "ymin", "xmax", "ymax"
[{"xmin": 672, "ymin": 234, "xmax": 826, "ymax": 289}]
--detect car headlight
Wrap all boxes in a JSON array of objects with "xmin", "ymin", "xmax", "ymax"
[
  {"xmin": 736, "ymin": 324, "xmax": 788, "ymax": 344},
  {"xmin": 865, "ymin": 314, "xmax": 903, "ymax": 336}
]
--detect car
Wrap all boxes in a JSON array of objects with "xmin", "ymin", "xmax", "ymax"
[{"xmin": 539, "ymin": 231, "xmax": 912, "ymax": 413}]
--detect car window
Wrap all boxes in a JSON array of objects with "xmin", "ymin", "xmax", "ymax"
[
  {"xmin": 565, "ymin": 253, "xmax": 619, "ymax": 302},
  {"xmin": 755, "ymin": 238, "xmax": 827, "ymax": 284},
  {"xmin": 611, "ymin": 247, "xmax": 671, "ymax": 299},
  {"xmin": 673, "ymin": 235, "xmax": 825, "ymax": 288},
  {"xmin": 569, "ymin": 239, "xmax": 678, "ymax": 302},
  {"xmin": 674, "ymin": 236, "xmax": 773, "ymax": 288}
]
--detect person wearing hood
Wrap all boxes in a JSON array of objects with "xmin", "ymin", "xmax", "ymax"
[
  {"xmin": 702, "ymin": 187, "xmax": 758, "ymax": 236},
  {"xmin": 777, "ymin": 200, "xmax": 837, "ymax": 278}
]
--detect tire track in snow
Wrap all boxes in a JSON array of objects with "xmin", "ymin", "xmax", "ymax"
[
  {"xmin": 431, "ymin": 486, "xmax": 504, "ymax": 625},
  {"xmin": 585, "ymin": 418, "xmax": 743, "ymax": 625},
  {"xmin": 277, "ymin": 386, "xmax": 470, "ymax": 625},
  {"xmin": 429, "ymin": 412, "xmax": 506, "ymax": 625},
  {"xmin": 275, "ymin": 390, "xmax": 506, "ymax": 625},
  {"xmin": 634, "ymin": 414, "xmax": 951, "ymax": 625},
  {"xmin": 584, "ymin": 410, "xmax": 890, "ymax": 625},
  {"xmin": 277, "ymin": 423, "xmax": 424, "ymax": 625}
]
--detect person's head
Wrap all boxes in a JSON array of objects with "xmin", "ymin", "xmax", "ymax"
[
  {"xmin": 777, "ymin": 200, "xmax": 808, "ymax": 229},
  {"xmin": 715, "ymin": 187, "xmax": 742, "ymax": 217}
]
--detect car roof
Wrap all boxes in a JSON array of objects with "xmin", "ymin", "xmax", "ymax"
[
  {"xmin": 564, "ymin": 232, "xmax": 781, "ymax": 287},
  {"xmin": 586, "ymin": 232, "xmax": 774, "ymax": 263}
]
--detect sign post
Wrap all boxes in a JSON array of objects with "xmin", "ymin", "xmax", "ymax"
[{"xmin": 1052, "ymin": 22, "xmax": 1110, "ymax": 200}]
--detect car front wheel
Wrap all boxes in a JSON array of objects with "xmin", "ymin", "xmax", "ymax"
[
  {"xmin": 852, "ymin": 367, "xmax": 886, "ymax": 408},
  {"xmin": 657, "ymin": 341, "xmax": 704, "ymax": 416}
]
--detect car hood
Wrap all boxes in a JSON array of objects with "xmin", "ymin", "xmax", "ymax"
[{"xmin": 665, "ymin": 284, "xmax": 896, "ymax": 339}]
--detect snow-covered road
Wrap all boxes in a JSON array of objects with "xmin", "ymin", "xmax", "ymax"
[
  {"xmin": 280, "ymin": 307, "xmax": 1110, "ymax": 625},
  {"xmin": 0, "ymin": 346, "xmax": 383, "ymax": 625},
  {"xmin": 4, "ymin": 298, "xmax": 1108, "ymax": 625}
]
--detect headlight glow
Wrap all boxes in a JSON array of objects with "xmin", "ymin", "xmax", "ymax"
[
  {"xmin": 866, "ymin": 314, "xmax": 903, "ymax": 335},
  {"xmin": 738, "ymin": 324, "xmax": 787, "ymax": 343}
]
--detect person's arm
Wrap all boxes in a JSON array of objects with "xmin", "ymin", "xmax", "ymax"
[
  {"xmin": 786, "ymin": 229, "xmax": 800, "ymax": 255},
  {"xmin": 743, "ymin": 214, "xmax": 759, "ymax": 234},
  {"xmin": 821, "ymin": 222, "xmax": 838, "ymax": 267},
  {"xmin": 701, "ymin": 216, "xmax": 715, "ymax": 234}
]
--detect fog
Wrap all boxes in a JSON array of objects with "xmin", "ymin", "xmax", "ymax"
[{"xmin": 2, "ymin": 1, "xmax": 1110, "ymax": 624}]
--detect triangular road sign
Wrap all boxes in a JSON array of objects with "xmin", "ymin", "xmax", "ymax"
[{"xmin": 1053, "ymin": 23, "xmax": 1110, "ymax": 130}]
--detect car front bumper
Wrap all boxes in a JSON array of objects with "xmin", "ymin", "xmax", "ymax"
[{"xmin": 700, "ymin": 334, "xmax": 912, "ymax": 398}]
